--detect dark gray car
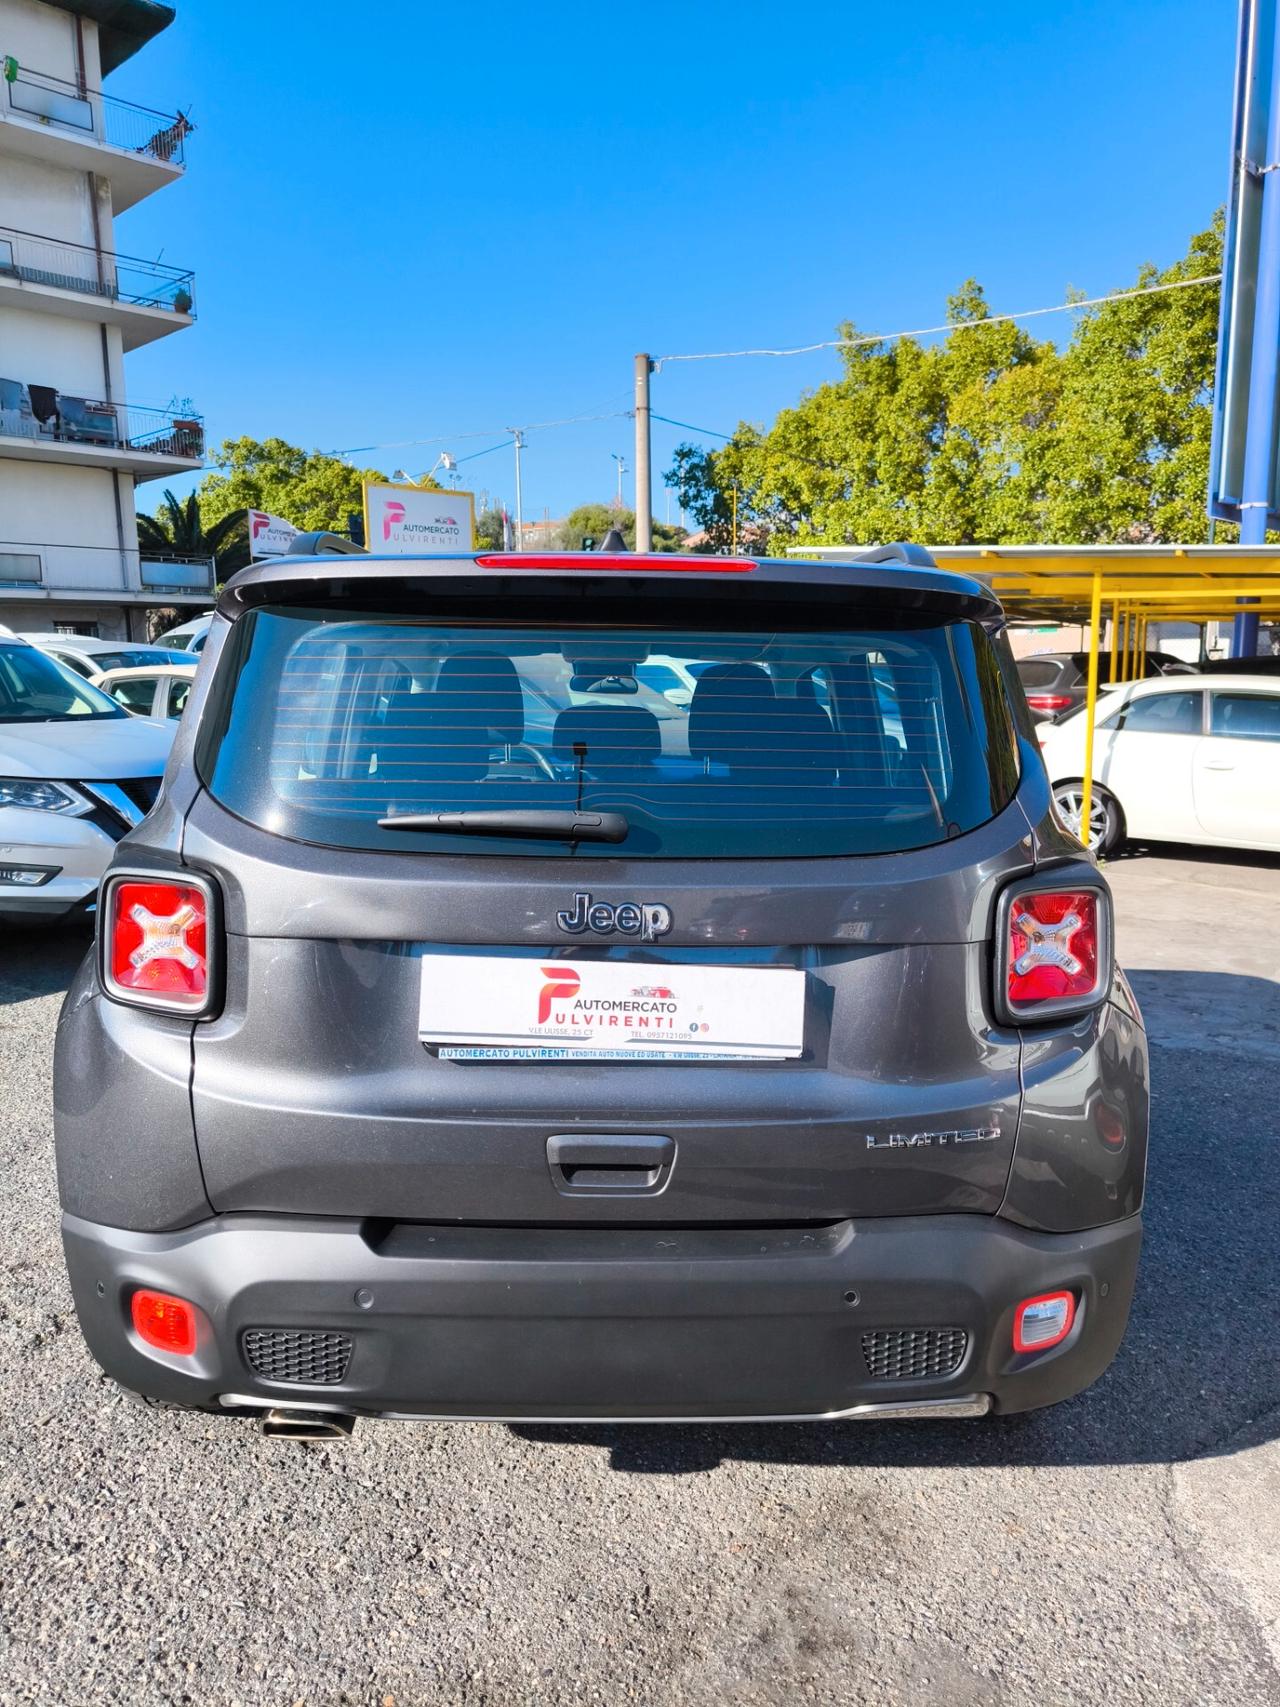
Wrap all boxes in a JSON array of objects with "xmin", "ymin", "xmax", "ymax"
[{"xmin": 54, "ymin": 547, "xmax": 1149, "ymax": 1436}]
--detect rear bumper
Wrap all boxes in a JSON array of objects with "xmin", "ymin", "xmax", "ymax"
[{"xmin": 63, "ymin": 1210, "xmax": 1142, "ymax": 1421}]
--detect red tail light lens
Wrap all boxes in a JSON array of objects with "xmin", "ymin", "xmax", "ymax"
[
  {"xmin": 997, "ymin": 883, "xmax": 1111, "ymax": 1023},
  {"xmin": 1025, "ymin": 693, "xmax": 1073, "ymax": 713},
  {"xmin": 102, "ymin": 874, "xmax": 216, "ymax": 1013},
  {"xmin": 473, "ymin": 552, "xmax": 755, "ymax": 573},
  {"xmin": 131, "ymin": 1289, "xmax": 198, "ymax": 1356}
]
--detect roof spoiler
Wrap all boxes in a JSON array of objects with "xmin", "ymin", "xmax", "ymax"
[
  {"xmin": 851, "ymin": 542, "xmax": 938, "ymax": 569},
  {"xmin": 284, "ymin": 531, "xmax": 365, "ymax": 556}
]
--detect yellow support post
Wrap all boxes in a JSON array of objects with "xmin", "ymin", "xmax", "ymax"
[
  {"xmin": 1079, "ymin": 568, "xmax": 1102, "ymax": 851},
  {"xmin": 1109, "ymin": 600, "xmax": 1120, "ymax": 684}
]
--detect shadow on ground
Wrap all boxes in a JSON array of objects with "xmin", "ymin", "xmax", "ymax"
[{"xmin": 0, "ymin": 920, "xmax": 91, "ymax": 1007}]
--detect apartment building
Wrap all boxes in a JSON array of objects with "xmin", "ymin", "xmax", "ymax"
[{"xmin": 0, "ymin": 0, "xmax": 209, "ymax": 640}]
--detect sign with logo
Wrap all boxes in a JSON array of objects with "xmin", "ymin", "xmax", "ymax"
[
  {"xmin": 363, "ymin": 482, "xmax": 476, "ymax": 555},
  {"xmin": 247, "ymin": 510, "xmax": 299, "ymax": 560},
  {"xmin": 419, "ymin": 956, "xmax": 805, "ymax": 1061}
]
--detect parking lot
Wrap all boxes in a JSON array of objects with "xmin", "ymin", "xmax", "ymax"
[{"xmin": 1, "ymin": 846, "xmax": 1277, "ymax": 1707}]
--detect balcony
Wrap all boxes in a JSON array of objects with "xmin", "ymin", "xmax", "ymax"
[
  {"xmin": 0, "ymin": 381, "xmax": 204, "ymax": 482},
  {"xmin": 0, "ymin": 63, "xmax": 192, "ymax": 212},
  {"xmin": 0, "ymin": 226, "xmax": 194, "ymax": 350},
  {"xmin": 0, "ymin": 540, "xmax": 214, "ymax": 604}
]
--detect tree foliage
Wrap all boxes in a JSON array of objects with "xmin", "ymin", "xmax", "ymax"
[
  {"xmin": 556, "ymin": 504, "xmax": 687, "ymax": 552},
  {"xmin": 665, "ymin": 216, "xmax": 1226, "ymax": 551},
  {"xmin": 196, "ymin": 437, "xmax": 387, "ymax": 535},
  {"xmin": 136, "ymin": 487, "xmax": 251, "ymax": 575}
]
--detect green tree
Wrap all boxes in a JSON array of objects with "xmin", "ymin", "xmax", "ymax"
[
  {"xmin": 475, "ymin": 505, "xmax": 507, "ymax": 549},
  {"xmin": 556, "ymin": 504, "xmax": 687, "ymax": 552},
  {"xmin": 196, "ymin": 437, "xmax": 387, "ymax": 536},
  {"xmin": 137, "ymin": 487, "xmax": 250, "ymax": 576},
  {"xmin": 664, "ymin": 218, "xmax": 1225, "ymax": 551}
]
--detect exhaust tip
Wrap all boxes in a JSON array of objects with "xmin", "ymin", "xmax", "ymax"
[{"xmin": 260, "ymin": 1407, "xmax": 356, "ymax": 1441}]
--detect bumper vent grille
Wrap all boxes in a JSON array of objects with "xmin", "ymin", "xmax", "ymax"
[
  {"xmin": 242, "ymin": 1328, "xmax": 353, "ymax": 1386},
  {"xmin": 862, "ymin": 1327, "xmax": 968, "ymax": 1382}
]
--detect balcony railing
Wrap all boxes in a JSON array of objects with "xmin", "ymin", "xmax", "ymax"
[
  {"xmin": 2, "ymin": 62, "xmax": 193, "ymax": 166},
  {"xmin": 0, "ymin": 226, "xmax": 195, "ymax": 314},
  {"xmin": 0, "ymin": 379, "xmax": 204, "ymax": 461},
  {"xmin": 0, "ymin": 541, "xmax": 214, "ymax": 594}
]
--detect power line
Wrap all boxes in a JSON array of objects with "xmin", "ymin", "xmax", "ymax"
[
  {"xmin": 654, "ymin": 273, "xmax": 1223, "ymax": 366},
  {"xmin": 651, "ymin": 413, "xmax": 735, "ymax": 441}
]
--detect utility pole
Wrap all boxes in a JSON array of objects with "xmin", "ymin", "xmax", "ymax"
[
  {"xmin": 509, "ymin": 429, "xmax": 525, "ymax": 551},
  {"xmin": 634, "ymin": 352, "xmax": 653, "ymax": 551},
  {"xmin": 611, "ymin": 452, "xmax": 627, "ymax": 509}
]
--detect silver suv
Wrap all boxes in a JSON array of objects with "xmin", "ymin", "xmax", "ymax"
[{"xmin": 55, "ymin": 547, "xmax": 1148, "ymax": 1436}]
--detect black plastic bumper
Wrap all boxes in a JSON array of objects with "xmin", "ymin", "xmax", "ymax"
[{"xmin": 62, "ymin": 1210, "xmax": 1142, "ymax": 1421}]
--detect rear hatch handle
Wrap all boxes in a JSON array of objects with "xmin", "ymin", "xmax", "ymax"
[{"xmin": 547, "ymin": 1134, "xmax": 675, "ymax": 1196}]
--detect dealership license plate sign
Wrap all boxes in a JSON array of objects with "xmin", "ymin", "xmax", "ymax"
[{"xmin": 419, "ymin": 957, "xmax": 806, "ymax": 1061}]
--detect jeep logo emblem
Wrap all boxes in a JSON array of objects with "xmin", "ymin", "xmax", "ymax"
[{"xmin": 557, "ymin": 891, "xmax": 673, "ymax": 941}]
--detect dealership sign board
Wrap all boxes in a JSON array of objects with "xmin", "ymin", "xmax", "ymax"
[
  {"xmin": 363, "ymin": 482, "xmax": 476, "ymax": 554},
  {"xmin": 419, "ymin": 955, "xmax": 806, "ymax": 1061},
  {"xmin": 247, "ymin": 510, "xmax": 300, "ymax": 559}
]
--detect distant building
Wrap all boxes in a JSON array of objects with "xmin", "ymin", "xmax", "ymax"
[
  {"xmin": 0, "ymin": 0, "xmax": 209, "ymax": 639},
  {"xmin": 520, "ymin": 517, "xmax": 564, "ymax": 549}
]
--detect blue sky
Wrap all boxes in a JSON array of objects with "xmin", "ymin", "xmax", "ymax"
[{"xmin": 117, "ymin": 0, "xmax": 1233, "ymax": 525}]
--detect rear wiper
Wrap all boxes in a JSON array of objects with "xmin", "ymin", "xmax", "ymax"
[{"xmin": 377, "ymin": 808, "xmax": 629, "ymax": 843}]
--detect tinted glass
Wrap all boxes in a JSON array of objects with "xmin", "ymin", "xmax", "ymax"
[
  {"xmin": 167, "ymin": 678, "xmax": 191, "ymax": 718},
  {"xmin": 204, "ymin": 608, "xmax": 1019, "ymax": 859},
  {"xmin": 1114, "ymin": 691, "xmax": 1202, "ymax": 734},
  {"xmin": 1210, "ymin": 692, "xmax": 1280, "ymax": 742},
  {"xmin": 1017, "ymin": 659, "xmax": 1063, "ymax": 690},
  {"xmin": 0, "ymin": 643, "xmax": 124, "ymax": 721},
  {"xmin": 108, "ymin": 677, "xmax": 160, "ymax": 715}
]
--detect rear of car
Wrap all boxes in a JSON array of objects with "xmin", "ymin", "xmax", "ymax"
[
  {"xmin": 0, "ymin": 639, "xmax": 174, "ymax": 920},
  {"xmin": 55, "ymin": 552, "xmax": 1148, "ymax": 1427},
  {"xmin": 1016, "ymin": 650, "xmax": 1186, "ymax": 721}
]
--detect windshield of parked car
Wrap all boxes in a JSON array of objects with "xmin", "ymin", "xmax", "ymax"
[
  {"xmin": 0, "ymin": 643, "xmax": 126, "ymax": 722},
  {"xmin": 89, "ymin": 647, "xmax": 192, "ymax": 672},
  {"xmin": 203, "ymin": 606, "xmax": 1021, "ymax": 858}
]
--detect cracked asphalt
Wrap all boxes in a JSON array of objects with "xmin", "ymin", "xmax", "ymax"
[{"xmin": 0, "ymin": 846, "xmax": 1277, "ymax": 1707}]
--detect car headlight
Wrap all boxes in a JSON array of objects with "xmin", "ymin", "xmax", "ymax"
[{"xmin": 0, "ymin": 778, "xmax": 92, "ymax": 815}]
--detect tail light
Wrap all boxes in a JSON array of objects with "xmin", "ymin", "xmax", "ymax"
[
  {"xmin": 474, "ymin": 552, "xmax": 755, "ymax": 573},
  {"xmin": 1013, "ymin": 1291, "xmax": 1076, "ymax": 1354},
  {"xmin": 995, "ymin": 879, "xmax": 1111, "ymax": 1024},
  {"xmin": 100, "ymin": 871, "xmax": 219, "ymax": 1015},
  {"xmin": 1025, "ymin": 693, "xmax": 1073, "ymax": 714},
  {"xmin": 131, "ymin": 1289, "xmax": 199, "ymax": 1356}
]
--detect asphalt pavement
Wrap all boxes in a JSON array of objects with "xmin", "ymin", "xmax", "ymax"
[{"xmin": 1, "ymin": 845, "xmax": 1277, "ymax": 1707}]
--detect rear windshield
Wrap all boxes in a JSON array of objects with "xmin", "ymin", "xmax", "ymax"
[{"xmin": 202, "ymin": 607, "xmax": 1020, "ymax": 858}]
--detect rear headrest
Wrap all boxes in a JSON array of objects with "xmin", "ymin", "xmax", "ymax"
[
  {"xmin": 552, "ymin": 705, "xmax": 662, "ymax": 766},
  {"xmin": 435, "ymin": 652, "xmax": 523, "ymax": 744},
  {"xmin": 381, "ymin": 683, "xmax": 489, "ymax": 783},
  {"xmin": 688, "ymin": 662, "xmax": 775, "ymax": 763}
]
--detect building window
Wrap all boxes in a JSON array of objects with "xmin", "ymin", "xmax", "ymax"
[{"xmin": 0, "ymin": 551, "xmax": 42, "ymax": 585}]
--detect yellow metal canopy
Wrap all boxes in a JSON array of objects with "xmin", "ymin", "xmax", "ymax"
[{"xmin": 793, "ymin": 542, "xmax": 1280, "ymax": 846}]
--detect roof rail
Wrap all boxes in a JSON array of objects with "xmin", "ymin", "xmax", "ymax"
[
  {"xmin": 852, "ymin": 542, "xmax": 938, "ymax": 569},
  {"xmin": 284, "ymin": 531, "xmax": 365, "ymax": 556}
]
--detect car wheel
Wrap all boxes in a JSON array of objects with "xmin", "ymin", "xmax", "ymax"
[{"xmin": 1051, "ymin": 781, "xmax": 1124, "ymax": 856}]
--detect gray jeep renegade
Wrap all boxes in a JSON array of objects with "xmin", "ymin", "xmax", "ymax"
[{"xmin": 54, "ymin": 546, "xmax": 1148, "ymax": 1434}]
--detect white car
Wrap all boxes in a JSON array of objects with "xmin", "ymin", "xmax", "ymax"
[
  {"xmin": 1038, "ymin": 673, "xmax": 1280, "ymax": 856},
  {"xmin": 155, "ymin": 612, "xmax": 213, "ymax": 654},
  {"xmin": 21, "ymin": 631, "xmax": 193, "ymax": 679},
  {"xmin": 0, "ymin": 635, "xmax": 174, "ymax": 921},
  {"xmin": 91, "ymin": 663, "xmax": 197, "ymax": 722}
]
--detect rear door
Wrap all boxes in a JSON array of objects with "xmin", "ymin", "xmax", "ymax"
[
  {"xmin": 1095, "ymin": 688, "xmax": 1203, "ymax": 841},
  {"xmin": 186, "ymin": 569, "xmax": 1032, "ymax": 1229},
  {"xmin": 1192, "ymin": 688, "xmax": 1280, "ymax": 848}
]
